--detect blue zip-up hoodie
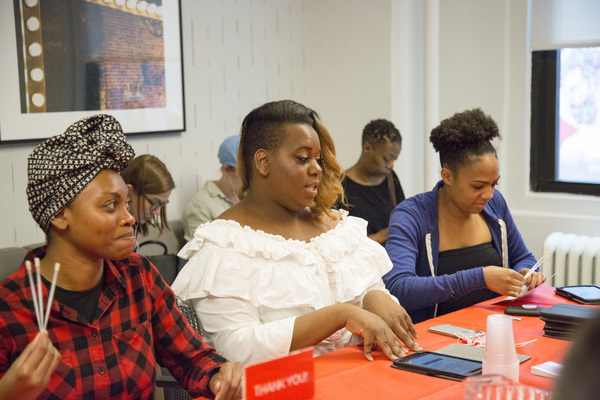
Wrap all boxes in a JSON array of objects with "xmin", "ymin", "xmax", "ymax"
[{"xmin": 384, "ymin": 181, "xmax": 536, "ymax": 323}]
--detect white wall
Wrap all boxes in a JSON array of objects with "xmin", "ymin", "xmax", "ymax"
[
  {"xmin": 306, "ymin": 0, "xmax": 394, "ymax": 171},
  {"xmin": 1, "ymin": 0, "xmax": 598, "ymax": 256},
  {"xmin": 391, "ymin": 1, "xmax": 427, "ymax": 197},
  {"xmin": 0, "ymin": 0, "xmax": 394, "ymax": 248}
]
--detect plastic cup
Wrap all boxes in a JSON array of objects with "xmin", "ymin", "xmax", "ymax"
[
  {"xmin": 463, "ymin": 375, "xmax": 551, "ymax": 400},
  {"xmin": 482, "ymin": 314, "xmax": 520, "ymax": 382}
]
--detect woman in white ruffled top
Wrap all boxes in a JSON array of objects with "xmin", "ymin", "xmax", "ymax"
[{"xmin": 172, "ymin": 100, "xmax": 421, "ymax": 364}]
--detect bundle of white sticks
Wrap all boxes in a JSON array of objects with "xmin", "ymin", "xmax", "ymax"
[{"xmin": 25, "ymin": 258, "xmax": 60, "ymax": 330}]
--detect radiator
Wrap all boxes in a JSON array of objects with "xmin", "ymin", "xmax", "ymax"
[{"xmin": 543, "ymin": 232, "xmax": 600, "ymax": 286}]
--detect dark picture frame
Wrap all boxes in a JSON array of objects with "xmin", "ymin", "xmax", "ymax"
[{"xmin": 0, "ymin": 0, "xmax": 184, "ymax": 142}]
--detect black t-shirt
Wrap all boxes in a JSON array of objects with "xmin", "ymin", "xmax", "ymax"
[
  {"xmin": 436, "ymin": 241, "xmax": 501, "ymax": 316},
  {"xmin": 339, "ymin": 170, "xmax": 405, "ymax": 236},
  {"xmin": 46, "ymin": 272, "xmax": 105, "ymax": 324}
]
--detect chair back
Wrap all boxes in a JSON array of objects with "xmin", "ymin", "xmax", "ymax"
[
  {"xmin": 177, "ymin": 299, "xmax": 202, "ymax": 333},
  {"xmin": 138, "ymin": 240, "xmax": 179, "ymax": 286},
  {"xmin": 0, "ymin": 247, "xmax": 28, "ymax": 281}
]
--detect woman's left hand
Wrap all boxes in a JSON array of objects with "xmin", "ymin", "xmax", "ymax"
[
  {"xmin": 519, "ymin": 269, "xmax": 547, "ymax": 292},
  {"xmin": 362, "ymin": 290, "xmax": 422, "ymax": 352}
]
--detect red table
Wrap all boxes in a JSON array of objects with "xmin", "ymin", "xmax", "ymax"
[{"xmin": 312, "ymin": 286, "xmax": 579, "ymax": 399}]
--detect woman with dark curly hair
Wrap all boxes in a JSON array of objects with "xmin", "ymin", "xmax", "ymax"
[
  {"xmin": 172, "ymin": 100, "xmax": 420, "ymax": 364},
  {"xmin": 383, "ymin": 108, "xmax": 546, "ymax": 323},
  {"xmin": 338, "ymin": 119, "xmax": 405, "ymax": 245}
]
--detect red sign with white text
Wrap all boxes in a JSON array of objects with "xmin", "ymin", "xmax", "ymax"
[{"xmin": 244, "ymin": 348, "xmax": 314, "ymax": 400}]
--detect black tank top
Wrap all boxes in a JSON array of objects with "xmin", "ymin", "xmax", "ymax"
[
  {"xmin": 339, "ymin": 172, "xmax": 405, "ymax": 237},
  {"xmin": 436, "ymin": 242, "xmax": 502, "ymax": 316}
]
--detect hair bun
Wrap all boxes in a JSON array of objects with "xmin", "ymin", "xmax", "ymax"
[{"xmin": 430, "ymin": 108, "xmax": 500, "ymax": 154}]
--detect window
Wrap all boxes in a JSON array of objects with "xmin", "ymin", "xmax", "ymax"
[{"xmin": 530, "ymin": 46, "xmax": 600, "ymax": 196}]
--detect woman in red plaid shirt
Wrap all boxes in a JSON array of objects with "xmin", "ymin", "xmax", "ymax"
[{"xmin": 0, "ymin": 115, "xmax": 243, "ymax": 399}]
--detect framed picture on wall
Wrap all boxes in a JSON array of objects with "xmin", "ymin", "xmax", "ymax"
[{"xmin": 0, "ymin": 0, "xmax": 184, "ymax": 142}]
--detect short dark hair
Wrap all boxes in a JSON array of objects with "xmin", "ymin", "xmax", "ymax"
[
  {"xmin": 238, "ymin": 100, "xmax": 343, "ymax": 218},
  {"xmin": 362, "ymin": 119, "xmax": 402, "ymax": 146},
  {"xmin": 429, "ymin": 108, "xmax": 500, "ymax": 172}
]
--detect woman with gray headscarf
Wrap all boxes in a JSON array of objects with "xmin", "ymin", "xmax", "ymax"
[{"xmin": 0, "ymin": 115, "xmax": 242, "ymax": 400}]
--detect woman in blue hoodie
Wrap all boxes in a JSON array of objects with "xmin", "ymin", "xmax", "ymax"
[{"xmin": 384, "ymin": 109, "xmax": 546, "ymax": 323}]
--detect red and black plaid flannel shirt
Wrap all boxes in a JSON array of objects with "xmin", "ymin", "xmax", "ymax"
[{"xmin": 0, "ymin": 246, "xmax": 227, "ymax": 399}]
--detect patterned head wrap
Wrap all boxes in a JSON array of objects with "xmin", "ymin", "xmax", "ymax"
[{"xmin": 27, "ymin": 114, "xmax": 135, "ymax": 233}]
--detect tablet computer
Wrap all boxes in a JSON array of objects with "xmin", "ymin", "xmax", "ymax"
[
  {"xmin": 391, "ymin": 351, "xmax": 482, "ymax": 381},
  {"xmin": 555, "ymin": 285, "xmax": 600, "ymax": 305}
]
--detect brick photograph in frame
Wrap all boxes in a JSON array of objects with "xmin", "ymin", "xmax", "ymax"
[{"xmin": 0, "ymin": 0, "xmax": 184, "ymax": 141}]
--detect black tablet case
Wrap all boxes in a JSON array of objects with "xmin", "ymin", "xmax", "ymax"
[
  {"xmin": 505, "ymin": 305, "xmax": 544, "ymax": 317},
  {"xmin": 540, "ymin": 303, "xmax": 599, "ymax": 323},
  {"xmin": 539, "ymin": 303, "xmax": 600, "ymax": 340}
]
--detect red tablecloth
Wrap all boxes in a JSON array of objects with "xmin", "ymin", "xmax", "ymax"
[
  {"xmin": 313, "ymin": 285, "xmax": 577, "ymax": 400},
  {"xmin": 192, "ymin": 286, "xmax": 590, "ymax": 400}
]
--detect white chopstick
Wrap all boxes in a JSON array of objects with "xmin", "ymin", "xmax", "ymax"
[
  {"xmin": 25, "ymin": 258, "xmax": 60, "ymax": 331},
  {"xmin": 43, "ymin": 263, "xmax": 60, "ymax": 330},
  {"xmin": 34, "ymin": 258, "xmax": 44, "ymax": 328},
  {"xmin": 25, "ymin": 261, "xmax": 42, "ymax": 328},
  {"xmin": 523, "ymin": 251, "xmax": 548, "ymax": 280},
  {"xmin": 504, "ymin": 252, "xmax": 550, "ymax": 301}
]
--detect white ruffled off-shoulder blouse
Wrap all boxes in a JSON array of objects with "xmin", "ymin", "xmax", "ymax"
[{"xmin": 171, "ymin": 210, "xmax": 396, "ymax": 364}]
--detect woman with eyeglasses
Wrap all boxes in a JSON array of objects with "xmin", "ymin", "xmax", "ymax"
[{"xmin": 121, "ymin": 154, "xmax": 174, "ymax": 243}]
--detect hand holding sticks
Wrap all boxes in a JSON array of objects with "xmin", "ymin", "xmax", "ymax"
[{"xmin": 25, "ymin": 258, "xmax": 60, "ymax": 331}]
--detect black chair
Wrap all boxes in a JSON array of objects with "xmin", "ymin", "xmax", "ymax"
[
  {"xmin": 155, "ymin": 299, "xmax": 202, "ymax": 400},
  {"xmin": 138, "ymin": 240, "xmax": 181, "ymax": 286},
  {"xmin": 0, "ymin": 247, "xmax": 28, "ymax": 281}
]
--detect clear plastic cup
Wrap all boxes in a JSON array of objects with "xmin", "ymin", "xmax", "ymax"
[
  {"xmin": 463, "ymin": 374, "xmax": 552, "ymax": 400},
  {"xmin": 482, "ymin": 314, "xmax": 520, "ymax": 382}
]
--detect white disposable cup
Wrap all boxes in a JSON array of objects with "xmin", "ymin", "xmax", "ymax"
[{"xmin": 482, "ymin": 314, "xmax": 520, "ymax": 382}]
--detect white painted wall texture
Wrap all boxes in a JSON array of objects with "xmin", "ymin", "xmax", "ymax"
[
  {"xmin": 0, "ymin": 0, "xmax": 394, "ymax": 247},
  {"xmin": 1, "ymin": 0, "xmax": 599, "ymax": 258}
]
